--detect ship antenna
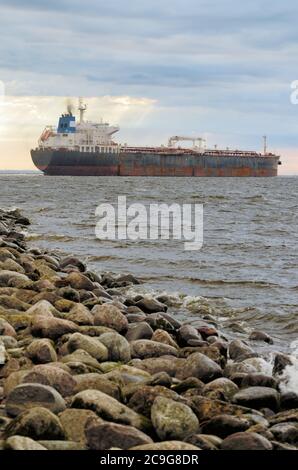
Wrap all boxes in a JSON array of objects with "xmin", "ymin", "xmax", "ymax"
[
  {"xmin": 263, "ymin": 135, "xmax": 267, "ymax": 155},
  {"xmin": 78, "ymin": 97, "xmax": 87, "ymax": 124}
]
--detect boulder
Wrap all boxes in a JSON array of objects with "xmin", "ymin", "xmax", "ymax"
[
  {"xmin": 66, "ymin": 332, "xmax": 108, "ymax": 362},
  {"xmin": 239, "ymin": 374, "xmax": 278, "ymax": 389},
  {"xmin": 5, "ymin": 435, "xmax": 47, "ymax": 450},
  {"xmin": 67, "ymin": 303, "xmax": 94, "ymax": 325},
  {"xmin": 99, "ymin": 332, "xmax": 131, "ymax": 362},
  {"xmin": 74, "ymin": 373, "xmax": 120, "ymax": 399},
  {"xmin": 135, "ymin": 297, "xmax": 167, "ymax": 313},
  {"xmin": 151, "ymin": 329, "xmax": 178, "ymax": 348},
  {"xmin": 5, "ymin": 383, "xmax": 66, "ymax": 417},
  {"xmin": 64, "ymin": 272, "xmax": 95, "ymax": 291},
  {"xmin": 176, "ymin": 352, "xmax": 223, "ymax": 383},
  {"xmin": 128, "ymin": 385, "xmax": 183, "ymax": 418},
  {"xmin": 220, "ymin": 432, "xmax": 273, "ymax": 450},
  {"xmin": 185, "ymin": 434, "xmax": 221, "ymax": 450},
  {"xmin": 26, "ymin": 339, "xmax": 57, "ymax": 364},
  {"xmin": 129, "ymin": 441, "xmax": 200, "ymax": 450},
  {"xmin": 93, "ymin": 304, "xmax": 128, "ymax": 333},
  {"xmin": 151, "ymin": 396, "xmax": 199, "ymax": 440},
  {"xmin": 232, "ymin": 386, "xmax": 280, "ymax": 411},
  {"xmin": 229, "ymin": 339, "xmax": 258, "ymax": 362},
  {"xmin": 59, "ymin": 409, "xmax": 100, "ymax": 444},
  {"xmin": 135, "ymin": 356, "xmax": 185, "ymax": 376},
  {"xmin": 4, "ymin": 406, "xmax": 65, "ymax": 440},
  {"xmin": 201, "ymin": 414, "xmax": 250, "ymax": 438},
  {"xmin": 190, "ymin": 396, "xmax": 257, "ymax": 422},
  {"xmin": 86, "ymin": 421, "xmax": 153, "ymax": 450},
  {"xmin": 269, "ymin": 423, "xmax": 298, "ymax": 444},
  {"xmin": 125, "ymin": 322, "xmax": 153, "ymax": 341},
  {"xmin": 0, "ymin": 271, "xmax": 31, "ymax": 288},
  {"xmin": 130, "ymin": 339, "xmax": 178, "ymax": 359},
  {"xmin": 177, "ymin": 325, "xmax": 202, "ymax": 346},
  {"xmin": 31, "ymin": 315, "xmax": 78, "ymax": 339},
  {"xmin": 21, "ymin": 364, "xmax": 76, "ymax": 397},
  {"xmin": 0, "ymin": 318, "xmax": 16, "ymax": 337},
  {"xmin": 203, "ymin": 377, "xmax": 238, "ymax": 400},
  {"xmin": 71, "ymin": 390, "xmax": 150, "ymax": 431},
  {"xmin": 249, "ymin": 330, "xmax": 273, "ymax": 344}
]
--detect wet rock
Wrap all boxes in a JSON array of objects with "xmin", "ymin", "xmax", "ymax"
[
  {"xmin": 60, "ymin": 256, "xmax": 86, "ymax": 272},
  {"xmin": 103, "ymin": 364, "xmax": 151, "ymax": 387},
  {"xmin": 151, "ymin": 329, "xmax": 178, "ymax": 348},
  {"xmin": 86, "ymin": 421, "xmax": 153, "ymax": 450},
  {"xmin": 66, "ymin": 332, "xmax": 108, "ymax": 362},
  {"xmin": 0, "ymin": 341, "xmax": 6, "ymax": 364},
  {"xmin": 280, "ymin": 392, "xmax": 298, "ymax": 410},
  {"xmin": 203, "ymin": 377, "xmax": 239, "ymax": 400},
  {"xmin": 145, "ymin": 313, "xmax": 175, "ymax": 332},
  {"xmin": 5, "ymin": 435, "xmax": 47, "ymax": 450},
  {"xmin": 128, "ymin": 385, "xmax": 183, "ymax": 418},
  {"xmin": 64, "ymin": 272, "xmax": 95, "ymax": 291},
  {"xmin": 54, "ymin": 298, "xmax": 76, "ymax": 312},
  {"xmin": 71, "ymin": 390, "xmax": 150, "ymax": 431},
  {"xmin": 151, "ymin": 396, "xmax": 199, "ymax": 440},
  {"xmin": 59, "ymin": 409, "xmax": 100, "ymax": 444},
  {"xmin": 184, "ymin": 434, "xmax": 221, "ymax": 450},
  {"xmin": 249, "ymin": 330, "xmax": 273, "ymax": 344},
  {"xmin": 177, "ymin": 325, "xmax": 203, "ymax": 346},
  {"xmin": 129, "ymin": 441, "xmax": 200, "ymax": 450},
  {"xmin": 125, "ymin": 322, "xmax": 153, "ymax": 341},
  {"xmin": 4, "ymin": 407, "xmax": 65, "ymax": 440},
  {"xmin": 31, "ymin": 315, "xmax": 78, "ymax": 339},
  {"xmin": 224, "ymin": 361, "xmax": 258, "ymax": 377},
  {"xmin": 22, "ymin": 364, "xmax": 76, "ymax": 397},
  {"xmin": 239, "ymin": 374, "xmax": 278, "ymax": 389},
  {"xmin": 273, "ymin": 353, "xmax": 293, "ymax": 376},
  {"xmin": 201, "ymin": 414, "xmax": 250, "ymax": 438},
  {"xmin": 269, "ymin": 423, "xmax": 298, "ymax": 444},
  {"xmin": 233, "ymin": 386, "xmax": 280, "ymax": 411},
  {"xmin": 220, "ymin": 432, "xmax": 273, "ymax": 450},
  {"xmin": 26, "ymin": 339, "xmax": 57, "ymax": 364},
  {"xmin": 5, "ymin": 383, "xmax": 66, "ymax": 417},
  {"xmin": 229, "ymin": 339, "xmax": 258, "ymax": 362},
  {"xmin": 130, "ymin": 339, "xmax": 178, "ymax": 359},
  {"xmin": 176, "ymin": 352, "xmax": 223, "ymax": 383},
  {"xmin": 135, "ymin": 297, "xmax": 167, "ymax": 313},
  {"xmin": 93, "ymin": 304, "xmax": 128, "ymax": 333},
  {"xmin": 74, "ymin": 373, "xmax": 120, "ymax": 399},
  {"xmin": 66, "ymin": 303, "xmax": 94, "ymax": 325},
  {"xmin": 99, "ymin": 332, "xmax": 131, "ymax": 362}
]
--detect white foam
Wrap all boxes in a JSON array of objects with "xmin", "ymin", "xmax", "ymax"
[{"xmin": 278, "ymin": 340, "xmax": 298, "ymax": 394}]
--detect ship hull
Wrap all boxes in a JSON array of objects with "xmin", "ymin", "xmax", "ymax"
[{"xmin": 31, "ymin": 149, "xmax": 280, "ymax": 177}]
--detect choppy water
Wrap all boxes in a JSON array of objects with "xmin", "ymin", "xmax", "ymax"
[{"xmin": 0, "ymin": 174, "xmax": 297, "ymax": 353}]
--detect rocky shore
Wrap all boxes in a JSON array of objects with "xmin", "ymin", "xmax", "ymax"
[{"xmin": 0, "ymin": 208, "xmax": 297, "ymax": 451}]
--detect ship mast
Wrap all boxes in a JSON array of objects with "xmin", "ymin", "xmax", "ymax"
[
  {"xmin": 263, "ymin": 135, "xmax": 267, "ymax": 155},
  {"xmin": 78, "ymin": 98, "xmax": 87, "ymax": 124}
]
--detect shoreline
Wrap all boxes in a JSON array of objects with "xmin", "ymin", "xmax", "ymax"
[{"xmin": 0, "ymin": 208, "xmax": 297, "ymax": 451}]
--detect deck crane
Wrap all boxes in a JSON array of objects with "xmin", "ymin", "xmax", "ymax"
[{"xmin": 168, "ymin": 135, "xmax": 206, "ymax": 150}]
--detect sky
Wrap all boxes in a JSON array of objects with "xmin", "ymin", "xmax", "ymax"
[{"xmin": 0, "ymin": 0, "xmax": 297, "ymax": 173}]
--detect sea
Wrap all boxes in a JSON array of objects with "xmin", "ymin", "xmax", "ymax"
[{"xmin": 0, "ymin": 174, "xmax": 297, "ymax": 360}]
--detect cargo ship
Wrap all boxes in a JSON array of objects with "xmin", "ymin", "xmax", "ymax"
[{"xmin": 31, "ymin": 100, "xmax": 281, "ymax": 177}]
